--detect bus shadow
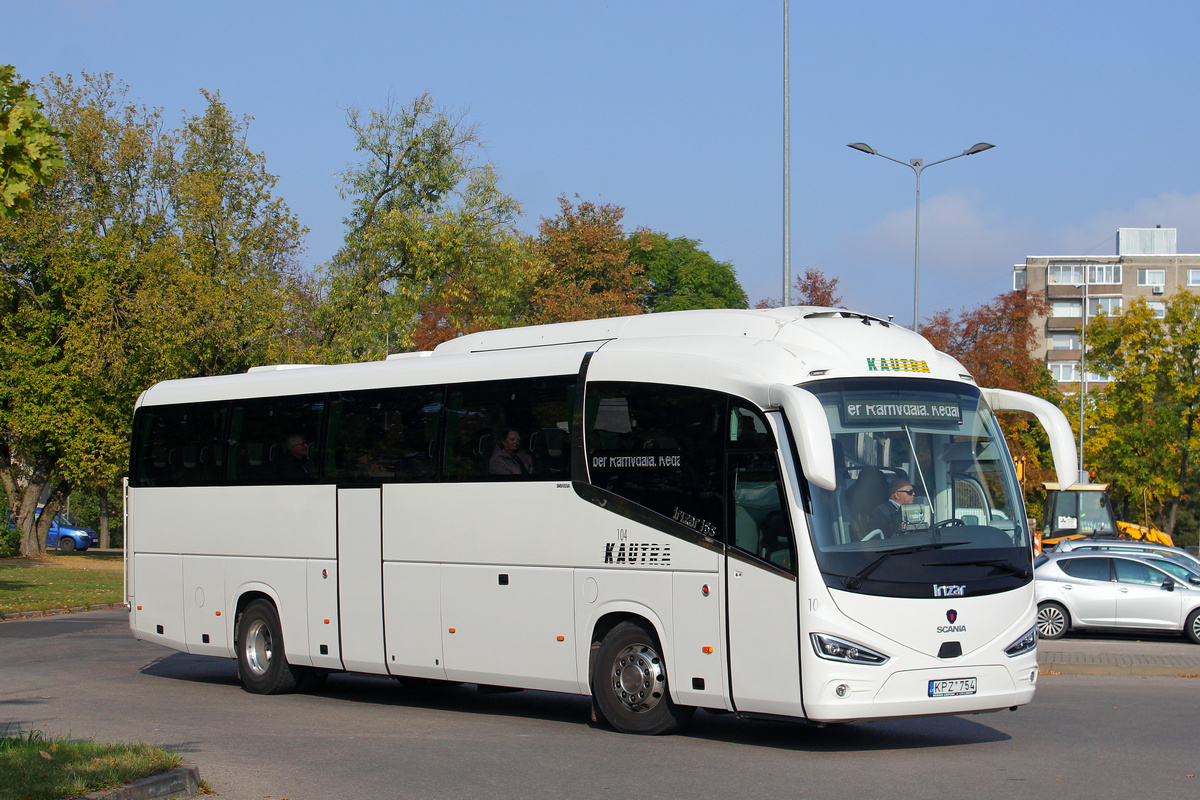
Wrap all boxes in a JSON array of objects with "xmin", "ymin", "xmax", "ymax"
[
  {"xmin": 682, "ymin": 709, "xmax": 1012, "ymax": 751},
  {"xmin": 141, "ymin": 655, "xmax": 1012, "ymax": 751},
  {"xmin": 140, "ymin": 652, "xmax": 241, "ymax": 686}
]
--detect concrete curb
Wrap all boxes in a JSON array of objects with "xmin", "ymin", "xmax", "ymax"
[
  {"xmin": 73, "ymin": 766, "xmax": 200, "ymax": 800},
  {"xmin": 1038, "ymin": 648, "xmax": 1200, "ymax": 678},
  {"xmin": 0, "ymin": 603, "xmax": 127, "ymax": 622}
]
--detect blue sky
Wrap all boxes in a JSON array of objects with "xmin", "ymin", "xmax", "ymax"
[{"xmin": 9, "ymin": 0, "xmax": 1200, "ymax": 326}]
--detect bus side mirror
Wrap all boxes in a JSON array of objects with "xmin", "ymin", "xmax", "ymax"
[
  {"xmin": 768, "ymin": 384, "xmax": 836, "ymax": 491},
  {"xmin": 980, "ymin": 388, "xmax": 1078, "ymax": 489}
]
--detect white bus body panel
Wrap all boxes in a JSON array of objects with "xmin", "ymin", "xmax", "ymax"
[
  {"xmin": 440, "ymin": 564, "xmax": 576, "ymax": 691},
  {"xmin": 337, "ymin": 488, "xmax": 385, "ymax": 674},
  {"xmin": 129, "ymin": 552, "xmax": 185, "ymax": 651},
  {"xmin": 727, "ymin": 556, "xmax": 803, "ymax": 717},
  {"xmin": 801, "ymin": 587, "xmax": 1038, "ymax": 721},
  {"xmin": 306, "ymin": 559, "xmax": 342, "ymax": 670},
  {"xmin": 383, "ymin": 562, "xmax": 445, "ymax": 679}
]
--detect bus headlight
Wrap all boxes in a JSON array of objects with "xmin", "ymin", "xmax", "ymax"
[
  {"xmin": 1004, "ymin": 625, "xmax": 1038, "ymax": 657},
  {"xmin": 810, "ymin": 633, "xmax": 889, "ymax": 665}
]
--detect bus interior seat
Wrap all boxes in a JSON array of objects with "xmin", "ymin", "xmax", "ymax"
[{"xmin": 845, "ymin": 466, "xmax": 889, "ymax": 539}]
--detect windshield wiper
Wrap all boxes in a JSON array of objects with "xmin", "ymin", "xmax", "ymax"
[
  {"xmin": 927, "ymin": 559, "xmax": 1032, "ymax": 580},
  {"xmin": 843, "ymin": 542, "xmax": 968, "ymax": 590}
]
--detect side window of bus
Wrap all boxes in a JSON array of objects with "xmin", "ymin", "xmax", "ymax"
[
  {"xmin": 132, "ymin": 402, "xmax": 228, "ymax": 487},
  {"xmin": 229, "ymin": 395, "xmax": 326, "ymax": 485},
  {"xmin": 728, "ymin": 403, "xmax": 792, "ymax": 570},
  {"xmin": 443, "ymin": 376, "xmax": 574, "ymax": 481},
  {"xmin": 585, "ymin": 382, "xmax": 724, "ymax": 537},
  {"xmin": 325, "ymin": 387, "xmax": 443, "ymax": 485}
]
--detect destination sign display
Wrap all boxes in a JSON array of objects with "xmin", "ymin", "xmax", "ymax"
[{"xmin": 840, "ymin": 397, "xmax": 962, "ymax": 425}]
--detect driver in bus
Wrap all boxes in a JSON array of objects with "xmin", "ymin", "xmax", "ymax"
[{"xmin": 867, "ymin": 478, "xmax": 915, "ymax": 538}]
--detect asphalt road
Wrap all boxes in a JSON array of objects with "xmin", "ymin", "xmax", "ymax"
[{"xmin": 2, "ymin": 609, "xmax": 1196, "ymax": 800}]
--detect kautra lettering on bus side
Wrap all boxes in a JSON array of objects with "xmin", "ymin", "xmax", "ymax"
[{"xmin": 603, "ymin": 542, "xmax": 672, "ymax": 565}]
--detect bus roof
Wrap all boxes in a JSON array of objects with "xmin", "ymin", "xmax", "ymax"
[{"xmin": 136, "ymin": 307, "xmax": 975, "ymax": 408}]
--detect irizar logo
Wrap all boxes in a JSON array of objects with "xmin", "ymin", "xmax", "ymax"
[
  {"xmin": 937, "ymin": 608, "xmax": 967, "ymax": 634},
  {"xmin": 933, "ymin": 583, "xmax": 965, "ymax": 597}
]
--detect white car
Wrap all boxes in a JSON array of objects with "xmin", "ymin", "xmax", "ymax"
[{"xmin": 1035, "ymin": 551, "xmax": 1200, "ymax": 644}]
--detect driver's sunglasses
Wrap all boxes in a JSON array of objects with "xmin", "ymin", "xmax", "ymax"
[{"xmin": 896, "ymin": 489, "xmax": 915, "ymax": 495}]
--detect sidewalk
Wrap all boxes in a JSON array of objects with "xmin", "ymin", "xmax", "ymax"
[{"xmin": 1037, "ymin": 635, "xmax": 1200, "ymax": 677}]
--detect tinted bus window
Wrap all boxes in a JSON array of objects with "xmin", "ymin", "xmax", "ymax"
[
  {"xmin": 325, "ymin": 386, "xmax": 443, "ymax": 486},
  {"xmin": 131, "ymin": 402, "xmax": 228, "ymax": 487},
  {"xmin": 229, "ymin": 395, "xmax": 326, "ymax": 484},
  {"xmin": 443, "ymin": 377, "xmax": 574, "ymax": 481},
  {"xmin": 585, "ymin": 382, "xmax": 724, "ymax": 538}
]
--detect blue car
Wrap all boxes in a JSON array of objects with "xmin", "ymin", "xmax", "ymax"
[{"xmin": 44, "ymin": 513, "xmax": 97, "ymax": 551}]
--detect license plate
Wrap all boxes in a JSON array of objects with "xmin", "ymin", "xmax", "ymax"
[{"xmin": 928, "ymin": 677, "xmax": 977, "ymax": 697}]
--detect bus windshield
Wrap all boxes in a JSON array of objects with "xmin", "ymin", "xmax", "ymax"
[{"xmin": 803, "ymin": 378, "xmax": 1031, "ymax": 598}]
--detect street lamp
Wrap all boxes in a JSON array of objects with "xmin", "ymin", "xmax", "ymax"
[
  {"xmin": 846, "ymin": 141, "xmax": 995, "ymax": 328},
  {"xmin": 1076, "ymin": 273, "xmax": 1090, "ymax": 484}
]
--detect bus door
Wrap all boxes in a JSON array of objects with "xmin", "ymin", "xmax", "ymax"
[
  {"xmin": 724, "ymin": 419, "xmax": 803, "ymax": 717},
  {"xmin": 337, "ymin": 487, "xmax": 386, "ymax": 673}
]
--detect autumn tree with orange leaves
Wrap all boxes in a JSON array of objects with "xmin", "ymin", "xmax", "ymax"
[
  {"xmin": 529, "ymin": 196, "xmax": 649, "ymax": 325},
  {"xmin": 920, "ymin": 289, "xmax": 1061, "ymax": 513}
]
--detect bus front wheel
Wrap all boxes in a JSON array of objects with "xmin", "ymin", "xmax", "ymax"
[
  {"xmin": 593, "ymin": 620, "xmax": 693, "ymax": 735},
  {"xmin": 237, "ymin": 599, "xmax": 304, "ymax": 694}
]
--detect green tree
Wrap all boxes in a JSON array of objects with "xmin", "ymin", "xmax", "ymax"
[
  {"xmin": 1, "ymin": 65, "xmax": 65, "ymax": 218},
  {"xmin": 0, "ymin": 73, "xmax": 309, "ymax": 556},
  {"xmin": 529, "ymin": 196, "xmax": 648, "ymax": 325},
  {"xmin": 319, "ymin": 93, "xmax": 537, "ymax": 357},
  {"xmin": 627, "ymin": 231, "xmax": 747, "ymax": 312},
  {"xmin": 1086, "ymin": 293, "xmax": 1200, "ymax": 542}
]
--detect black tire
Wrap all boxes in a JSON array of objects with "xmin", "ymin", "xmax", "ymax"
[
  {"xmin": 1185, "ymin": 608, "xmax": 1200, "ymax": 645},
  {"xmin": 57, "ymin": 537, "xmax": 76, "ymax": 552},
  {"xmin": 236, "ymin": 599, "xmax": 305, "ymax": 694},
  {"xmin": 592, "ymin": 620, "xmax": 694, "ymax": 735},
  {"xmin": 1036, "ymin": 601, "xmax": 1069, "ymax": 640}
]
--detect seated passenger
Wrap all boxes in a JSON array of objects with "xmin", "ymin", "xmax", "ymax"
[
  {"xmin": 489, "ymin": 428, "xmax": 533, "ymax": 475},
  {"xmin": 276, "ymin": 434, "xmax": 314, "ymax": 482}
]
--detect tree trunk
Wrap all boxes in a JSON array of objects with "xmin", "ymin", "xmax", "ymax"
[{"xmin": 99, "ymin": 487, "xmax": 110, "ymax": 549}]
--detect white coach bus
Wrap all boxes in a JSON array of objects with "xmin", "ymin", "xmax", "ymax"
[{"xmin": 126, "ymin": 307, "xmax": 1078, "ymax": 734}]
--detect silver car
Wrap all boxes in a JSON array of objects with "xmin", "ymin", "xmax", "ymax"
[
  {"xmin": 1035, "ymin": 551, "xmax": 1200, "ymax": 644},
  {"xmin": 1053, "ymin": 537, "xmax": 1200, "ymax": 571}
]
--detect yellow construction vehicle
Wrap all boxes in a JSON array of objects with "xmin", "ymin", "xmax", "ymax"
[{"xmin": 1040, "ymin": 482, "xmax": 1173, "ymax": 549}]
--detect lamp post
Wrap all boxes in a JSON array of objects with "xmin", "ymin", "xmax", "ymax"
[
  {"xmin": 1076, "ymin": 273, "xmax": 1090, "ymax": 484},
  {"xmin": 846, "ymin": 141, "xmax": 995, "ymax": 328}
]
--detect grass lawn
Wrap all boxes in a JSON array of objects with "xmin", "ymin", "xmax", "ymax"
[
  {"xmin": 0, "ymin": 729, "xmax": 183, "ymax": 800},
  {"xmin": 0, "ymin": 551, "xmax": 123, "ymax": 616}
]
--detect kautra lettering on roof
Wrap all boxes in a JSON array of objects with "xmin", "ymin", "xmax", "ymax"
[{"xmin": 866, "ymin": 357, "xmax": 931, "ymax": 373}]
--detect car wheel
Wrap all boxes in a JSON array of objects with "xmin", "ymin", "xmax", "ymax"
[
  {"xmin": 1186, "ymin": 608, "xmax": 1200, "ymax": 645},
  {"xmin": 57, "ymin": 537, "xmax": 76, "ymax": 552},
  {"xmin": 236, "ymin": 599, "xmax": 305, "ymax": 694},
  {"xmin": 1036, "ymin": 602, "xmax": 1069, "ymax": 640},
  {"xmin": 592, "ymin": 620, "xmax": 694, "ymax": 735}
]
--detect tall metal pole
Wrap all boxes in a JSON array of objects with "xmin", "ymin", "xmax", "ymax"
[
  {"xmin": 912, "ymin": 167, "xmax": 921, "ymax": 330},
  {"xmin": 846, "ymin": 142, "xmax": 995, "ymax": 328},
  {"xmin": 1078, "ymin": 275, "xmax": 1089, "ymax": 483},
  {"xmin": 782, "ymin": 0, "xmax": 791, "ymax": 307}
]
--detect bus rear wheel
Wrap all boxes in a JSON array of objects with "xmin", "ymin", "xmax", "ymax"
[
  {"xmin": 237, "ymin": 599, "xmax": 305, "ymax": 694},
  {"xmin": 593, "ymin": 620, "xmax": 693, "ymax": 735}
]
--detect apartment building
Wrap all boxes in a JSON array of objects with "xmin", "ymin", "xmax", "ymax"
[{"xmin": 1012, "ymin": 227, "xmax": 1200, "ymax": 387}]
